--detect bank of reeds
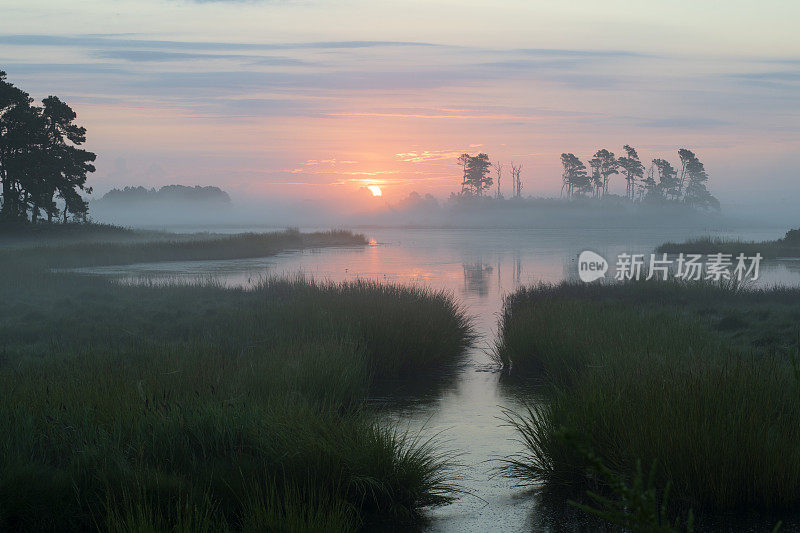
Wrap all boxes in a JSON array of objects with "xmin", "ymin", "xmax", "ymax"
[
  {"xmin": 5, "ymin": 228, "xmax": 367, "ymax": 269},
  {"xmin": 0, "ymin": 233, "xmax": 471, "ymax": 531},
  {"xmin": 657, "ymin": 227, "xmax": 800, "ymax": 258},
  {"xmin": 497, "ymin": 280, "xmax": 800, "ymax": 516}
]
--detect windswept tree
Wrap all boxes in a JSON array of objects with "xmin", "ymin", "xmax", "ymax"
[
  {"xmin": 652, "ymin": 158, "xmax": 680, "ymax": 200},
  {"xmin": 640, "ymin": 163, "xmax": 659, "ymax": 201},
  {"xmin": 617, "ymin": 145, "xmax": 645, "ymax": 201},
  {"xmin": 589, "ymin": 161, "xmax": 603, "ymax": 198},
  {"xmin": 557, "ymin": 144, "xmax": 719, "ymax": 210},
  {"xmin": 560, "ymin": 153, "xmax": 589, "ymax": 198},
  {"xmin": 589, "ymin": 149, "xmax": 618, "ymax": 197},
  {"xmin": 677, "ymin": 148, "xmax": 694, "ymax": 195},
  {"xmin": 0, "ymin": 72, "xmax": 95, "ymax": 222},
  {"xmin": 680, "ymin": 149, "xmax": 719, "ymax": 209}
]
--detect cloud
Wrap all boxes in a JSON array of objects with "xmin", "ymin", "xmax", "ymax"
[
  {"xmin": 513, "ymin": 48, "xmax": 649, "ymax": 58},
  {"xmin": 0, "ymin": 34, "xmax": 438, "ymax": 51},
  {"xmin": 729, "ymin": 70, "xmax": 800, "ymax": 83},
  {"xmin": 1, "ymin": 63, "xmax": 125, "ymax": 75},
  {"xmin": 91, "ymin": 50, "xmax": 308, "ymax": 66},
  {"xmin": 126, "ymin": 69, "xmax": 476, "ymax": 95},
  {"xmin": 395, "ymin": 150, "xmax": 463, "ymax": 163},
  {"xmin": 638, "ymin": 117, "xmax": 732, "ymax": 129}
]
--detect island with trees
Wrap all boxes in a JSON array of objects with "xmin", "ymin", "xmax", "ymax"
[
  {"xmin": 100, "ymin": 185, "xmax": 231, "ymax": 205},
  {"xmin": 452, "ymin": 146, "xmax": 719, "ymax": 210}
]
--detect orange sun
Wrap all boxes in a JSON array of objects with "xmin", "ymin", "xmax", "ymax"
[{"xmin": 367, "ymin": 185, "xmax": 382, "ymax": 197}]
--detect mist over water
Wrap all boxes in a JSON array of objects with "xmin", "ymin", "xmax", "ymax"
[{"xmin": 89, "ymin": 193, "xmax": 798, "ymax": 233}]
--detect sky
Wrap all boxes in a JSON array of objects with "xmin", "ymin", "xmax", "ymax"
[{"xmin": 1, "ymin": 0, "xmax": 799, "ymax": 211}]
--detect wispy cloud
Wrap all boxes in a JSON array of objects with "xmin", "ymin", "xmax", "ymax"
[
  {"xmin": 91, "ymin": 49, "xmax": 309, "ymax": 66},
  {"xmin": 396, "ymin": 150, "xmax": 463, "ymax": 163},
  {"xmin": 514, "ymin": 48, "xmax": 649, "ymax": 58},
  {"xmin": 638, "ymin": 117, "xmax": 732, "ymax": 129},
  {"xmin": 0, "ymin": 34, "xmax": 439, "ymax": 51}
]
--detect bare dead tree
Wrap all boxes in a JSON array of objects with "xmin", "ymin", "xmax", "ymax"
[
  {"xmin": 492, "ymin": 162, "xmax": 503, "ymax": 198},
  {"xmin": 510, "ymin": 162, "xmax": 523, "ymax": 198}
]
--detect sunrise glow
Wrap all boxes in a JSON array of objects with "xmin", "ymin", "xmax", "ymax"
[{"xmin": 1, "ymin": 1, "xmax": 798, "ymax": 210}]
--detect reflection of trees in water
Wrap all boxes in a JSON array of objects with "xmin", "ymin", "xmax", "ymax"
[
  {"xmin": 513, "ymin": 252, "xmax": 523, "ymax": 285},
  {"xmin": 463, "ymin": 261, "xmax": 494, "ymax": 296},
  {"xmin": 563, "ymin": 253, "xmax": 576, "ymax": 282}
]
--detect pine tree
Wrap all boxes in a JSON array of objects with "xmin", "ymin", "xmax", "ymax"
[
  {"xmin": 561, "ymin": 153, "xmax": 590, "ymax": 198},
  {"xmin": 618, "ymin": 145, "xmax": 645, "ymax": 201},
  {"xmin": 0, "ymin": 73, "xmax": 95, "ymax": 223}
]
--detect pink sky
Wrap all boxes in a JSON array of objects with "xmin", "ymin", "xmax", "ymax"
[{"xmin": 2, "ymin": 1, "xmax": 799, "ymax": 210}]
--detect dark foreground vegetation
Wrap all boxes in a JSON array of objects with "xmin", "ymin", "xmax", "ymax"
[
  {"xmin": 0, "ymin": 232, "xmax": 473, "ymax": 531},
  {"xmin": 657, "ymin": 227, "xmax": 800, "ymax": 259},
  {"xmin": 496, "ymin": 281, "xmax": 800, "ymax": 528},
  {"xmin": 0, "ymin": 221, "xmax": 164, "ymax": 247}
]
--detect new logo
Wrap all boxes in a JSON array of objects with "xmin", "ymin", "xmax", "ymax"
[{"xmin": 578, "ymin": 250, "xmax": 608, "ymax": 282}]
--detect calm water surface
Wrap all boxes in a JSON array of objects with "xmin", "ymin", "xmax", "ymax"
[{"xmin": 75, "ymin": 226, "xmax": 800, "ymax": 532}]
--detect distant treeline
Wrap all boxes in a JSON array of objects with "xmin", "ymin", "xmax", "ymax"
[
  {"xmin": 454, "ymin": 146, "xmax": 719, "ymax": 210},
  {"xmin": 0, "ymin": 71, "xmax": 96, "ymax": 223},
  {"xmin": 101, "ymin": 185, "xmax": 231, "ymax": 204}
]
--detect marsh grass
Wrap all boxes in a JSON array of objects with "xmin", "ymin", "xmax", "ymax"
[
  {"xmin": 0, "ymin": 233, "xmax": 471, "ymax": 531},
  {"xmin": 0, "ymin": 221, "xmax": 138, "ymax": 241},
  {"xmin": 4, "ymin": 228, "xmax": 367, "ymax": 269},
  {"xmin": 657, "ymin": 228, "xmax": 800, "ymax": 258},
  {"xmin": 497, "ymin": 280, "xmax": 800, "ymax": 516}
]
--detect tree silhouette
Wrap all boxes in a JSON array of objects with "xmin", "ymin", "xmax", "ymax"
[
  {"xmin": 677, "ymin": 148, "xmax": 693, "ymax": 195},
  {"xmin": 0, "ymin": 72, "xmax": 95, "ymax": 223},
  {"xmin": 640, "ymin": 162, "xmax": 659, "ymax": 201},
  {"xmin": 457, "ymin": 153, "xmax": 470, "ymax": 194},
  {"xmin": 680, "ymin": 149, "xmax": 718, "ymax": 209},
  {"xmin": 102, "ymin": 185, "xmax": 231, "ymax": 204},
  {"xmin": 510, "ymin": 162, "xmax": 523, "ymax": 198},
  {"xmin": 471, "ymin": 153, "xmax": 493, "ymax": 195},
  {"xmin": 0, "ymin": 73, "xmax": 38, "ymax": 219},
  {"xmin": 560, "ymin": 153, "xmax": 589, "ymax": 198},
  {"xmin": 617, "ymin": 145, "xmax": 645, "ymax": 201},
  {"xmin": 458, "ymin": 153, "xmax": 492, "ymax": 196},
  {"xmin": 652, "ymin": 159, "xmax": 680, "ymax": 201},
  {"xmin": 589, "ymin": 149, "xmax": 618, "ymax": 197},
  {"xmin": 493, "ymin": 161, "xmax": 503, "ymax": 199}
]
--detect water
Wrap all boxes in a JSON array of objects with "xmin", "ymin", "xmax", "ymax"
[{"xmin": 72, "ymin": 226, "xmax": 800, "ymax": 531}]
